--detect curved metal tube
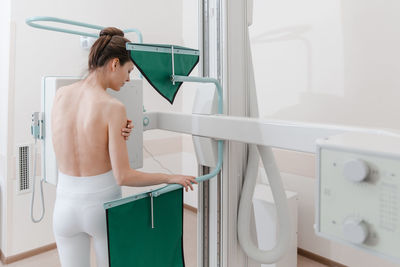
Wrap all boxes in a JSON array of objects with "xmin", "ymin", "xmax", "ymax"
[
  {"xmin": 153, "ymin": 75, "xmax": 224, "ymax": 197},
  {"xmin": 152, "ymin": 140, "xmax": 223, "ymax": 197},
  {"xmin": 172, "ymin": 75, "xmax": 223, "ymax": 114},
  {"xmin": 26, "ymin": 16, "xmax": 143, "ymax": 42},
  {"xmin": 123, "ymin": 28, "xmax": 143, "ymax": 43}
]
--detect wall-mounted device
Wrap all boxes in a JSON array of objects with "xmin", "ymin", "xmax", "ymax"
[{"xmin": 316, "ymin": 132, "xmax": 400, "ymax": 264}]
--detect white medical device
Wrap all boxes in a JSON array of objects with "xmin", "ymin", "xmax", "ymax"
[
  {"xmin": 41, "ymin": 76, "xmax": 143, "ymax": 186},
  {"xmin": 316, "ymin": 132, "xmax": 400, "ymax": 263}
]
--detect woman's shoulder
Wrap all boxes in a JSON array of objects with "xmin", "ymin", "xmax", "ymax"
[
  {"xmin": 99, "ymin": 92, "xmax": 123, "ymax": 106},
  {"xmin": 56, "ymin": 81, "xmax": 81, "ymax": 96},
  {"xmin": 99, "ymin": 95, "xmax": 126, "ymax": 114},
  {"xmin": 54, "ymin": 83, "xmax": 73, "ymax": 102}
]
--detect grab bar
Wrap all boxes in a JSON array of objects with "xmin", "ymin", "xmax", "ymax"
[{"xmin": 26, "ymin": 16, "xmax": 143, "ymax": 42}]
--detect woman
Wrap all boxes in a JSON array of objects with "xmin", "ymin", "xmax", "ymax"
[{"xmin": 51, "ymin": 27, "xmax": 197, "ymax": 267}]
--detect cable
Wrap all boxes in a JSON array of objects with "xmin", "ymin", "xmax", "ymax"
[
  {"xmin": 237, "ymin": 29, "xmax": 292, "ymax": 263},
  {"xmin": 143, "ymin": 144, "xmax": 174, "ymax": 175},
  {"xmin": 31, "ymin": 139, "xmax": 45, "ymax": 223}
]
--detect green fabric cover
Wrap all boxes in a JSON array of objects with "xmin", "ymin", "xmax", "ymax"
[
  {"xmin": 106, "ymin": 189, "xmax": 184, "ymax": 267},
  {"xmin": 129, "ymin": 44, "xmax": 199, "ymax": 104}
]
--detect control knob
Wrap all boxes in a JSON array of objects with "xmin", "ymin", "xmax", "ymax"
[
  {"xmin": 343, "ymin": 217, "xmax": 369, "ymax": 244},
  {"xmin": 343, "ymin": 159, "xmax": 369, "ymax": 182}
]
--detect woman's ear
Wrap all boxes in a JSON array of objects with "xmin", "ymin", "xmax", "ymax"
[{"xmin": 110, "ymin": 58, "xmax": 119, "ymax": 71}]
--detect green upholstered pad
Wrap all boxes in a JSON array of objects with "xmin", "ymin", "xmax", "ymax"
[
  {"xmin": 127, "ymin": 43, "xmax": 199, "ymax": 104},
  {"xmin": 106, "ymin": 189, "xmax": 184, "ymax": 267}
]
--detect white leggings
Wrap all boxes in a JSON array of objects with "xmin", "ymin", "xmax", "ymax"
[{"xmin": 53, "ymin": 170, "xmax": 121, "ymax": 267}]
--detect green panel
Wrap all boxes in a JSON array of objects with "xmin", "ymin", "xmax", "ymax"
[
  {"xmin": 129, "ymin": 44, "xmax": 199, "ymax": 104},
  {"xmin": 106, "ymin": 189, "xmax": 184, "ymax": 267}
]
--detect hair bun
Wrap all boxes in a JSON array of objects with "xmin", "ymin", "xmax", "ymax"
[{"xmin": 99, "ymin": 27, "xmax": 124, "ymax": 38}]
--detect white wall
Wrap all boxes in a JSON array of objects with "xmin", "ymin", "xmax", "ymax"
[
  {"xmin": 251, "ymin": 0, "xmax": 400, "ymax": 266},
  {"xmin": 0, "ymin": 0, "xmax": 11, "ymax": 255},
  {"xmin": 251, "ymin": 0, "xmax": 400, "ymax": 129},
  {"xmin": 5, "ymin": 0, "xmax": 185, "ymax": 257}
]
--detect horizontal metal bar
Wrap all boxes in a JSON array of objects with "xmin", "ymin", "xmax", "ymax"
[
  {"xmin": 103, "ymin": 190, "xmax": 152, "ymax": 210},
  {"xmin": 26, "ymin": 16, "xmax": 143, "ymax": 42},
  {"xmin": 145, "ymin": 111, "xmax": 394, "ymax": 153},
  {"xmin": 126, "ymin": 43, "xmax": 200, "ymax": 56},
  {"xmin": 26, "ymin": 16, "xmax": 102, "ymax": 37}
]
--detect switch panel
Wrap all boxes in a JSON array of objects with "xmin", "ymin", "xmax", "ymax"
[{"xmin": 316, "ymin": 132, "xmax": 400, "ymax": 263}]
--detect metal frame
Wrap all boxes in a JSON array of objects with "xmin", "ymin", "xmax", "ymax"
[
  {"xmin": 199, "ymin": 1, "xmax": 211, "ymax": 265},
  {"xmin": 26, "ymin": 16, "xmax": 143, "ymax": 42},
  {"xmin": 141, "ymin": 112, "xmax": 374, "ymax": 153},
  {"xmin": 205, "ymin": 0, "xmax": 224, "ymax": 265},
  {"xmin": 126, "ymin": 43, "xmax": 200, "ymax": 56}
]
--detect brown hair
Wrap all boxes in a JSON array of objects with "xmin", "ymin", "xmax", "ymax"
[{"xmin": 88, "ymin": 27, "xmax": 132, "ymax": 72}]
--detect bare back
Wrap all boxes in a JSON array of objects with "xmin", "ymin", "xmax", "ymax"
[{"xmin": 52, "ymin": 81, "xmax": 124, "ymax": 176}]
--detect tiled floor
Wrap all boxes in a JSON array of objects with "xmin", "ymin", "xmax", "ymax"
[{"xmin": 0, "ymin": 209, "xmax": 328, "ymax": 267}]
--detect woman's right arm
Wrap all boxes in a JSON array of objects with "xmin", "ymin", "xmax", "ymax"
[{"xmin": 107, "ymin": 102, "xmax": 197, "ymax": 191}]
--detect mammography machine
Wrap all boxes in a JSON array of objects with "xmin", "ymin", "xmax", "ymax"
[{"xmin": 27, "ymin": 12, "xmax": 400, "ymax": 266}]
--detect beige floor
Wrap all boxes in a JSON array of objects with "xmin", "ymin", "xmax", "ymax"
[{"xmin": 0, "ymin": 209, "xmax": 327, "ymax": 267}]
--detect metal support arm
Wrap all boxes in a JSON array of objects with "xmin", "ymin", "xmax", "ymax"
[
  {"xmin": 143, "ymin": 111, "xmax": 394, "ymax": 153},
  {"xmin": 26, "ymin": 16, "xmax": 143, "ymax": 42}
]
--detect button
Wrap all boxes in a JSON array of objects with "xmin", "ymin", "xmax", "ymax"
[
  {"xmin": 343, "ymin": 159, "xmax": 370, "ymax": 182},
  {"xmin": 343, "ymin": 217, "xmax": 369, "ymax": 244}
]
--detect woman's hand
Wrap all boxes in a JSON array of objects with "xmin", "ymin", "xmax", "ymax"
[
  {"xmin": 167, "ymin": 175, "xmax": 198, "ymax": 192},
  {"xmin": 121, "ymin": 119, "xmax": 133, "ymax": 140}
]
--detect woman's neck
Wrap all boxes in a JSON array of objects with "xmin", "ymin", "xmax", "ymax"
[{"xmin": 84, "ymin": 69, "xmax": 109, "ymax": 91}]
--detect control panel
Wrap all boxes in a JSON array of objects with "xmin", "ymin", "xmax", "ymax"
[{"xmin": 316, "ymin": 132, "xmax": 400, "ymax": 263}]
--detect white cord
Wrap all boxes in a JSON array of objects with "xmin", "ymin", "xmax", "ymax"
[
  {"xmin": 31, "ymin": 139, "xmax": 45, "ymax": 223},
  {"xmin": 143, "ymin": 144, "xmax": 174, "ymax": 175},
  {"xmin": 237, "ymin": 29, "xmax": 292, "ymax": 263}
]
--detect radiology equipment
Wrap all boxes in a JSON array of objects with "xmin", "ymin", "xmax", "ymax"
[
  {"xmin": 316, "ymin": 132, "xmax": 400, "ymax": 263},
  {"xmin": 106, "ymin": 189, "xmax": 185, "ymax": 267},
  {"xmin": 27, "ymin": 15, "xmax": 400, "ymax": 266},
  {"xmin": 26, "ymin": 16, "xmax": 143, "ymax": 42},
  {"xmin": 128, "ymin": 43, "xmax": 199, "ymax": 104}
]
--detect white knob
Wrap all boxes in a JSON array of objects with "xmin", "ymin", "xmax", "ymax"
[
  {"xmin": 343, "ymin": 218, "xmax": 369, "ymax": 244},
  {"xmin": 343, "ymin": 159, "xmax": 369, "ymax": 182}
]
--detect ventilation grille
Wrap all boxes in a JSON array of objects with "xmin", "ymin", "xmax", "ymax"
[{"xmin": 16, "ymin": 145, "xmax": 32, "ymax": 193}]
